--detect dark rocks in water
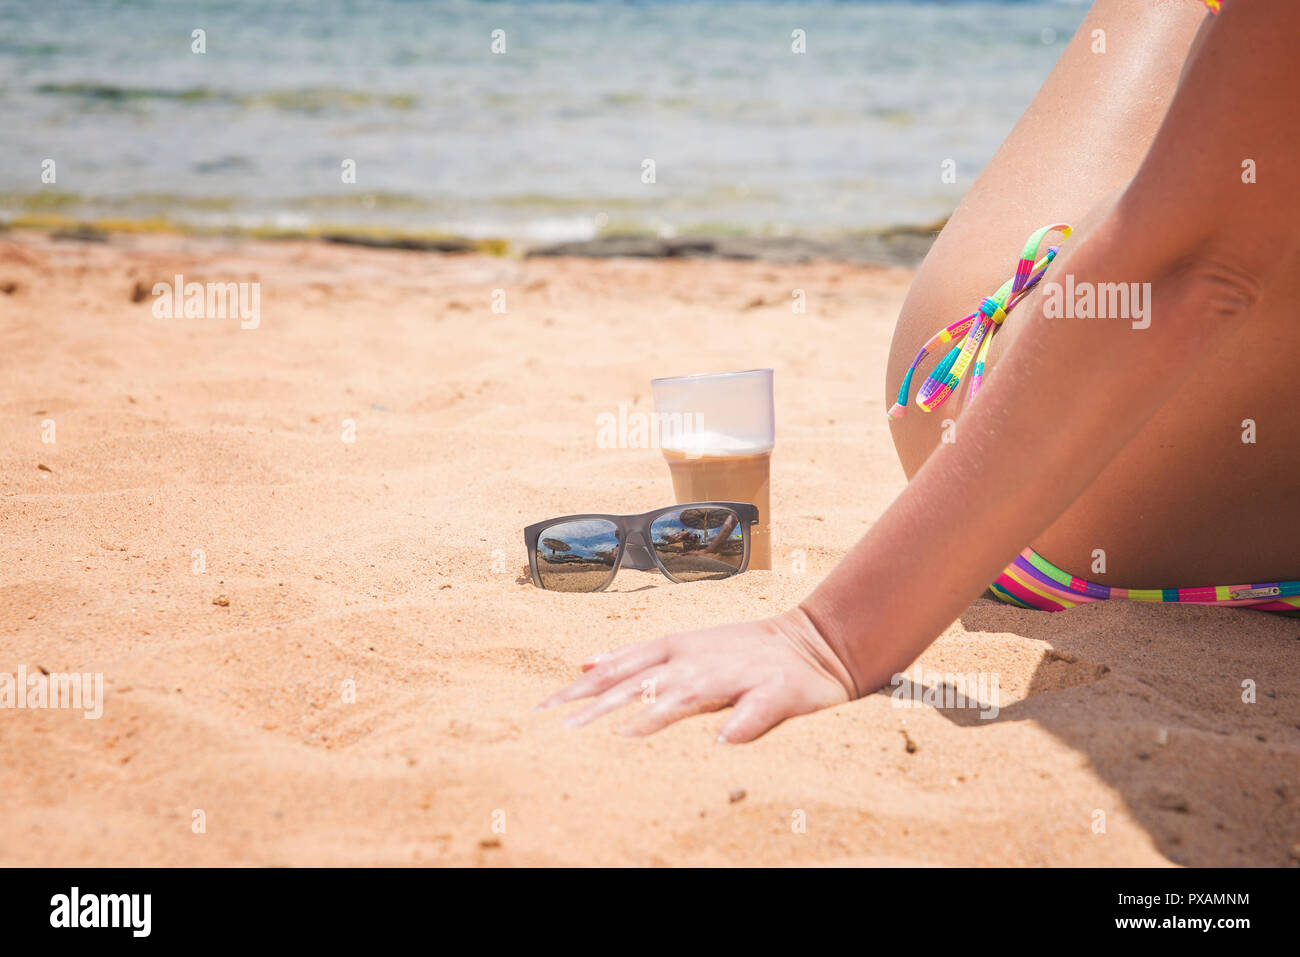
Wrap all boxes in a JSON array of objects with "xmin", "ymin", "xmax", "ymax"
[
  {"xmin": 320, "ymin": 233, "xmax": 475, "ymax": 254},
  {"xmin": 526, "ymin": 225, "xmax": 942, "ymax": 268},
  {"xmin": 51, "ymin": 226, "xmax": 110, "ymax": 243},
  {"xmin": 528, "ymin": 235, "xmax": 719, "ymax": 260}
]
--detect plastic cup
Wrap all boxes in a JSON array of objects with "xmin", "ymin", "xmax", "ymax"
[{"xmin": 650, "ymin": 369, "xmax": 774, "ymax": 569}]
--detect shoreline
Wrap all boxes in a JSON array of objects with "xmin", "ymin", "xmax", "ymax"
[{"xmin": 0, "ymin": 216, "xmax": 944, "ymax": 267}]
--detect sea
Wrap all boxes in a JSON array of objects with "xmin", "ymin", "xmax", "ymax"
[{"xmin": 0, "ymin": 0, "xmax": 1091, "ymax": 244}]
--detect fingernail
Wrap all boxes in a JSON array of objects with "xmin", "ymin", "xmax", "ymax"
[
  {"xmin": 582, "ymin": 655, "xmax": 601, "ymax": 667},
  {"xmin": 562, "ymin": 714, "xmax": 583, "ymax": 728},
  {"xmin": 716, "ymin": 733, "xmax": 729, "ymax": 744}
]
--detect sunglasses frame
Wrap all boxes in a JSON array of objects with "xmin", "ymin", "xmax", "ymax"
[{"xmin": 524, "ymin": 501, "xmax": 760, "ymax": 591}]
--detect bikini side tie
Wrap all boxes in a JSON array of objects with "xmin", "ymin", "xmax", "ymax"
[{"xmin": 887, "ymin": 223, "xmax": 1072, "ymax": 419}]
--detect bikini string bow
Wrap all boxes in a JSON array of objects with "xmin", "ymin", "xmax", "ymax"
[{"xmin": 887, "ymin": 223, "xmax": 1072, "ymax": 419}]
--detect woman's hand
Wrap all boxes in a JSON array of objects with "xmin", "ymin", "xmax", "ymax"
[{"xmin": 535, "ymin": 607, "xmax": 858, "ymax": 743}]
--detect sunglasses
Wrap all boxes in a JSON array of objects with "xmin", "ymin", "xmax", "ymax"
[{"xmin": 524, "ymin": 502, "xmax": 760, "ymax": 592}]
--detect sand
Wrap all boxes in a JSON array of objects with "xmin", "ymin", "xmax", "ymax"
[{"xmin": 1, "ymin": 230, "xmax": 1296, "ymax": 867}]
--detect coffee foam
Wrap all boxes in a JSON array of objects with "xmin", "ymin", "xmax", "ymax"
[{"xmin": 659, "ymin": 430, "xmax": 771, "ymax": 457}]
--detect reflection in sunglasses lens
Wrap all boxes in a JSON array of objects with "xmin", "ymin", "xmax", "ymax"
[
  {"xmin": 536, "ymin": 519, "xmax": 620, "ymax": 592},
  {"xmin": 650, "ymin": 507, "xmax": 744, "ymax": 582}
]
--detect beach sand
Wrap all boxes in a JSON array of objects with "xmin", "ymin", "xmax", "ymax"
[{"xmin": 1, "ymin": 230, "xmax": 1296, "ymax": 867}]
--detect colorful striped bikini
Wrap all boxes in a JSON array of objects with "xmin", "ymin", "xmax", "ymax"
[
  {"xmin": 993, "ymin": 549, "xmax": 1300, "ymax": 613},
  {"xmin": 890, "ymin": 222, "xmax": 1299, "ymax": 613}
]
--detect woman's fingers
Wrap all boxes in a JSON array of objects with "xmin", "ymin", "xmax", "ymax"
[
  {"xmin": 577, "ymin": 635, "xmax": 664, "ymax": 671},
  {"xmin": 534, "ymin": 638, "xmax": 669, "ymax": 711},
  {"xmin": 618, "ymin": 687, "xmax": 738, "ymax": 738},
  {"xmin": 561, "ymin": 668, "xmax": 666, "ymax": 728},
  {"xmin": 717, "ymin": 685, "xmax": 792, "ymax": 744}
]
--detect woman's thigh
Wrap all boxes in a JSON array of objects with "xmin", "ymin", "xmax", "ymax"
[
  {"xmin": 887, "ymin": 0, "xmax": 1209, "ymax": 476},
  {"xmin": 879, "ymin": 0, "xmax": 1300, "ymax": 586}
]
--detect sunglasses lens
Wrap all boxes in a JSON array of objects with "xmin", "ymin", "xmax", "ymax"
[
  {"xmin": 535, "ymin": 520, "xmax": 620, "ymax": 592},
  {"xmin": 650, "ymin": 507, "xmax": 745, "ymax": 582}
]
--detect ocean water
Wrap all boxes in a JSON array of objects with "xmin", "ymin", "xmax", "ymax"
[{"xmin": 0, "ymin": 0, "xmax": 1088, "ymax": 243}]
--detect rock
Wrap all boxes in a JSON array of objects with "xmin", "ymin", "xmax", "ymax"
[
  {"xmin": 320, "ymin": 233, "xmax": 475, "ymax": 254},
  {"xmin": 728, "ymin": 788, "xmax": 747, "ymax": 804},
  {"xmin": 50, "ymin": 226, "xmax": 109, "ymax": 243},
  {"xmin": 212, "ymin": 595, "xmax": 230, "ymax": 607},
  {"xmin": 525, "ymin": 225, "xmax": 943, "ymax": 268}
]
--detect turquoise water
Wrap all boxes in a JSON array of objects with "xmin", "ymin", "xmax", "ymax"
[{"xmin": 0, "ymin": 0, "xmax": 1088, "ymax": 242}]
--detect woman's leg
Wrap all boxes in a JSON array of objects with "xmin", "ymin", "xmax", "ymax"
[
  {"xmin": 887, "ymin": 0, "xmax": 1300, "ymax": 588},
  {"xmin": 889, "ymin": 0, "xmax": 1208, "ymax": 474}
]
